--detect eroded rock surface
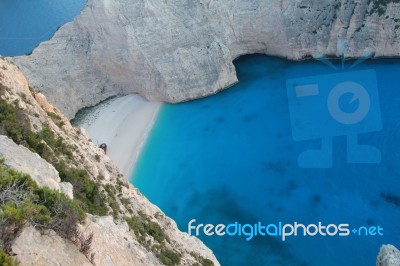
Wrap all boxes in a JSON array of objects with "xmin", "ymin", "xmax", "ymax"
[
  {"xmin": 0, "ymin": 135, "xmax": 73, "ymax": 199},
  {"xmin": 12, "ymin": 0, "xmax": 400, "ymax": 118},
  {"xmin": 11, "ymin": 226, "xmax": 92, "ymax": 266},
  {"xmin": 377, "ymin": 244, "xmax": 400, "ymax": 266}
]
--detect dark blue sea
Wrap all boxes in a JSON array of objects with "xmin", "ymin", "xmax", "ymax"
[
  {"xmin": 133, "ymin": 54, "xmax": 400, "ymax": 266},
  {"xmin": 0, "ymin": 0, "xmax": 84, "ymax": 56}
]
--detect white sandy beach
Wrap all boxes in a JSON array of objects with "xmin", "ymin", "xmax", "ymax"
[{"xmin": 75, "ymin": 94, "xmax": 161, "ymax": 178}]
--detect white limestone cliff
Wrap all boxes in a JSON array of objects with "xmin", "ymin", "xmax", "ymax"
[
  {"xmin": 0, "ymin": 135, "xmax": 73, "ymax": 199},
  {"xmin": 11, "ymin": 0, "xmax": 400, "ymax": 118}
]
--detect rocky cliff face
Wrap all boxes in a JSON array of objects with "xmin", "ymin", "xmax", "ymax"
[
  {"xmin": 8, "ymin": 0, "xmax": 400, "ymax": 118},
  {"xmin": 0, "ymin": 135, "xmax": 73, "ymax": 199},
  {"xmin": 10, "ymin": 0, "xmax": 400, "ymax": 118},
  {"xmin": 0, "ymin": 57, "xmax": 219, "ymax": 265}
]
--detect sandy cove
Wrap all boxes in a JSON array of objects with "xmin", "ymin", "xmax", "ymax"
[{"xmin": 74, "ymin": 94, "xmax": 161, "ymax": 178}]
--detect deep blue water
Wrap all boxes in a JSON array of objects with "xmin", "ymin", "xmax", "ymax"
[
  {"xmin": 0, "ymin": 0, "xmax": 85, "ymax": 56},
  {"xmin": 133, "ymin": 55, "xmax": 400, "ymax": 266}
]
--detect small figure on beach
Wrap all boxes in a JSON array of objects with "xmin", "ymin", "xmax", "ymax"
[{"xmin": 99, "ymin": 143, "xmax": 107, "ymax": 154}]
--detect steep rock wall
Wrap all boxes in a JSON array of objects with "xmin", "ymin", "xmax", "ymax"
[{"xmin": 11, "ymin": 0, "xmax": 400, "ymax": 118}]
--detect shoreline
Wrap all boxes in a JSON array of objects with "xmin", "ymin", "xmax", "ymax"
[{"xmin": 73, "ymin": 94, "xmax": 161, "ymax": 179}]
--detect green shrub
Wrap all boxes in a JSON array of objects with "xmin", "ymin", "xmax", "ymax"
[
  {"xmin": 120, "ymin": 197, "xmax": 131, "ymax": 210},
  {"xmin": 0, "ymin": 250, "xmax": 19, "ymax": 266},
  {"xmin": 0, "ymin": 98, "xmax": 25, "ymax": 144},
  {"xmin": 201, "ymin": 258, "xmax": 214, "ymax": 266},
  {"xmin": 190, "ymin": 251, "xmax": 214, "ymax": 266},
  {"xmin": 55, "ymin": 162, "xmax": 108, "ymax": 216},
  {"xmin": 17, "ymin": 92, "xmax": 26, "ymax": 101},
  {"xmin": 46, "ymin": 111, "xmax": 61, "ymax": 121},
  {"xmin": 154, "ymin": 245, "xmax": 181, "ymax": 266},
  {"xmin": 103, "ymin": 184, "xmax": 121, "ymax": 218},
  {"xmin": 36, "ymin": 187, "xmax": 86, "ymax": 239},
  {"xmin": 0, "ymin": 161, "xmax": 86, "ymax": 252},
  {"xmin": 0, "ymin": 97, "xmax": 111, "ymax": 217},
  {"xmin": 104, "ymin": 184, "xmax": 116, "ymax": 196},
  {"xmin": 126, "ymin": 212, "xmax": 180, "ymax": 265},
  {"xmin": 116, "ymin": 178, "xmax": 128, "ymax": 191},
  {"xmin": 0, "ymin": 97, "xmax": 72, "ymax": 161},
  {"xmin": 126, "ymin": 211, "xmax": 166, "ymax": 244}
]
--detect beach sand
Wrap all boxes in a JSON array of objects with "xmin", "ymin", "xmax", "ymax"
[{"xmin": 74, "ymin": 94, "xmax": 161, "ymax": 178}]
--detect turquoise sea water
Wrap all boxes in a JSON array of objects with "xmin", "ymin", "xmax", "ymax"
[
  {"xmin": 0, "ymin": 0, "xmax": 85, "ymax": 56},
  {"xmin": 133, "ymin": 55, "xmax": 400, "ymax": 266}
]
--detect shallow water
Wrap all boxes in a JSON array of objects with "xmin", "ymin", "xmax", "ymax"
[
  {"xmin": 133, "ymin": 54, "xmax": 400, "ymax": 266},
  {"xmin": 0, "ymin": 0, "xmax": 85, "ymax": 56}
]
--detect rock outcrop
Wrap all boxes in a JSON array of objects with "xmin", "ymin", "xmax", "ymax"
[
  {"xmin": 11, "ymin": 216, "xmax": 162, "ymax": 266},
  {"xmin": 11, "ymin": 0, "xmax": 400, "ymax": 118},
  {"xmin": 377, "ymin": 244, "xmax": 400, "ymax": 266},
  {"xmin": 78, "ymin": 215, "xmax": 160, "ymax": 265},
  {"xmin": 0, "ymin": 135, "xmax": 73, "ymax": 199},
  {"xmin": 11, "ymin": 226, "xmax": 93, "ymax": 266},
  {"xmin": 0, "ymin": 56, "xmax": 219, "ymax": 265}
]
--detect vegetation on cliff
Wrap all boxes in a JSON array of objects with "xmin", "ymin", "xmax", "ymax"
[
  {"xmin": 126, "ymin": 211, "xmax": 182, "ymax": 266},
  {"xmin": 0, "ymin": 158, "xmax": 93, "ymax": 264},
  {"xmin": 0, "ymin": 64, "xmax": 216, "ymax": 265},
  {"xmin": 0, "ymin": 85, "xmax": 108, "ymax": 216},
  {"xmin": 0, "ymin": 93, "xmax": 185, "ymax": 265},
  {"xmin": 0, "ymin": 249, "xmax": 18, "ymax": 266}
]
